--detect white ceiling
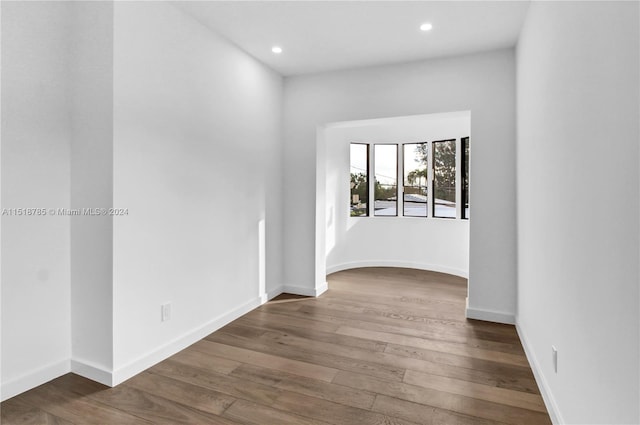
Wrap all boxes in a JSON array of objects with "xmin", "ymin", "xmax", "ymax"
[{"xmin": 173, "ymin": 1, "xmax": 530, "ymax": 77}]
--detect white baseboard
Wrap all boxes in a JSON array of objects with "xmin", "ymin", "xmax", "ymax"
[
  {"xmin": 465, "ymin": 298, "xmax": 515, "ymax": 325},
  {"xmin": 111, "ymin": 296, "xmax": 262, "ymax": 386},
  {"xmin": 314, "ymin": 281, "xmax": 328, "ymax": 296},
  {"xmin": 326, "ymin": 260, "xmax": 468, "ymax": 279},
  {"xmin": 267, "ymin": 282, "xmax": 328, "ymax": 299},
  {"xmin": 1, "ymin": 359, "xmax": 70, "ymax": 402},
  {"xmin": 267, "ymin": 285, "xmax": 284, "ymax": 300},
  {"xmin": 70, "ymin": 359, "xmax": 113, "ymax": 387},
  {"xmin": 282, "ymin": 283, "xmax": 327, "ymax": 297},
  {"xmin": 516, "ymin": 322, "xmax": 564, "ymax": 425},
  {"xmin": 2, "ymin": 287, "xmax": 331, "ymax": 399}
]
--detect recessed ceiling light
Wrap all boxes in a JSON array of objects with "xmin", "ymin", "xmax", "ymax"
[
  {"xmin": 420, "ymin": 23, "xmax": 433, "ymax": 32},
  {"xmin": 272, "ymin": 46, "xmax": 283, "ymax": 54}
]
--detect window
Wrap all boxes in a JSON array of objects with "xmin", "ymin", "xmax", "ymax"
[
  {"xmin": 374, "ymin": 144, "xmax": 397, "ymax": 216},
  {"xmin": 461, "ymin": 137, "xmax": 470, "ymax": 219},
  {"xmin": 350, "ymin": 143, "xmax": 368, "ymax": 217},
  {"xmin": 432, "ymin": 139, "xmax": 456, "ymax": 218},
  {"xmin": 350, "ymin": 138, "xmax": 468, "ymax": 220},
  {"xmin": 403, "ymin": 143, "xmax": 428, "ymax": 217}
]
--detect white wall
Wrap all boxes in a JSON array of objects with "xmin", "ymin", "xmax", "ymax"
[
  {"xmin": 69, "ymin": 1, "xmax": 114, "ymax": 383},
  {"xmin": 323, "ymin": 113, "xmax": 469, "ymax": 278},
  {"xmin": 1, "ymin": 2, "xmax": 72, "ymax": 399},
  {"xmin": 112, "ymin": 2, "xmax": 283, "ymax": 382},
  {"xmin": 516, "ymin": 2, "xmax": 639, "ymax": 423},
  {"xmin": 284, "ymin": 49, "xmax": 517, "ymax": 322},
  {"xmin": 1, "ymin": 1, "xmax": 285, "ymax": 397}
]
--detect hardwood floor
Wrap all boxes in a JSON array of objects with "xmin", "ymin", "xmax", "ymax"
[{"xmin": 1, "ymin": 267, "xmax": 551, "ymax": 425}]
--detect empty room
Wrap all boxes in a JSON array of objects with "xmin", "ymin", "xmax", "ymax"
[{"xmin": 1, "ymin": 1, "xmax": 638, "ymax": 424}]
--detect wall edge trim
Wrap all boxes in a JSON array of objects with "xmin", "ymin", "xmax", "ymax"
[
  {"xmin": 326, "ymin": 260, "xmax": 468, "ymax": 279},
  {"xmin": 266, "ymin": 285, "xmax": 284, "ymax": 301},
  {"xmin": 465, "ymin": 298, "xmax": 515, "ymax": 325},
  {"xmin": 1, "ymin": 359, "xmax": 70, "ymax": 402},
  {"xmin": 70, "ymin": 359, "xmax": 113, "ymax": 387},
  {"xmin": 111, "ymin": 296, "xmax": 262, "ymax": 386},
  {"xmin": 281, "ymin": 283, "xmax": 327, "ymax": 297},
  {"xmin": 516, "ymin": 321, "xmax": 565, "ymax": 425}
]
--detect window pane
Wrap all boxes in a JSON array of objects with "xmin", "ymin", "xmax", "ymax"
[
  {"xmin": 350, "ymin": 143, "xmax": 368, "ymax": 216},
  {"xmin": 374, "ymin": 144, "xmax": 397, "ymax": 216},
  {"xmin": 433, "ymin": 140, "xmax": 456, "ymax": 218},
  {"xmin": 462, "ymin": 137, "xmax": 470, "ymax": 219},
  {"xmin": 403, "ymin": 143, "xmax": 428, "ymax": 217}
]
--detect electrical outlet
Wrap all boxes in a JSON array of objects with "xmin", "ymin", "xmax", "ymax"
[
  {"xmin": 552, "ymin": 345, "xmax": 558, "ymax": 373},
  {"xmin": 161, "ymin": 303, "xmax": 171, "ymax": 322}
]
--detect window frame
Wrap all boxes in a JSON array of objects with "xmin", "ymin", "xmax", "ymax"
[
  {"xmin": 431, "ymin": 139, "xmax": 457, "ymax": 219},
  {"xmin": 402, "ymin": 142, "xmax": 429, "ymax": 218},
  {"xmin": 373, "ymin": 143, "xmax": 399, "ymax": 217},
  {"xmin": 349, "ymin": 138, "xmax": 469, "ymax": 221},
  {"xmin": 349, "ymin": 142, "xmax": 370, "ymax": 217},
  {"xmin": 461, "ymin": 137, "xmax": 470, "ymax": 220}
]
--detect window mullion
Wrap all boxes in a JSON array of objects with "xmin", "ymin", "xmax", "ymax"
[
  {"xmin": 456, "ymin": 138, "xmax": 462, "ymax": 219},
  {"xmin": 397, "ymin": 143, "xmax": 403, "ymax": 217},
  {"xmin": 368, "ymin": 143, "xmax": 375, "ymax": 217},
  {"xmin": 427, "ymin": 140, "xmax": 433, "ymax": 218}
]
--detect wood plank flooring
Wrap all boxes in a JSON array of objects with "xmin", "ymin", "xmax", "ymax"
[{"xmin": 1, "ymin": 267, "xmax": 551, "ymax": 425}]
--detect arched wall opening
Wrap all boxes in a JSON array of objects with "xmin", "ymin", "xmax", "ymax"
[{"xmin": 315, "ymin": 112, "xmax": 470, "ymax": 293}]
